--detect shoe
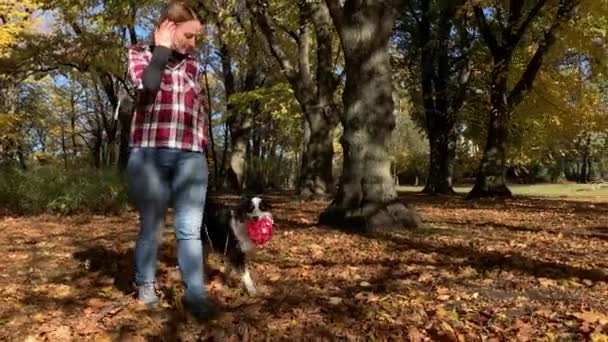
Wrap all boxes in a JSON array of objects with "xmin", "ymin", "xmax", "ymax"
[
  {"xmin": 137, "ymin": 283, "xmax": 160, "ymax": 308},
  {"xmin": 182, "ymin": 297, "xmax": 222, "ymax": 322}
]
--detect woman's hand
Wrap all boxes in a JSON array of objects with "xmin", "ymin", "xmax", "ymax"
[{"xmin": 154, "ymin": 20, "xmax": 176, "ymax": 49}]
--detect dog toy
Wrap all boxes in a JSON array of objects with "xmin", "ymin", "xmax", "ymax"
[{"xmin": 247, "ymin": 216, "xmax": 273, "ymax": 246}]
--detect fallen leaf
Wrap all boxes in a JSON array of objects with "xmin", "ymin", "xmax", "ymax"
[
  {"xmin": 47, "ymin": 326, "xmax": 72, "ymax": 341},
  {"xmin": 431, "ymin": 321, "xmax": 459, "ymax": 342},
  {"xmin": 328, "ymin": 297, "xmax": 343, "ymax": 305},
  {"xmin": 514, "ymin": 319, "xmax": 534, "ymax": 342},
  {"xmin": 408, "ymin": 327, "xmax": 423, "ymax": 342},
  {"xmin": 538, "ymin": 278, "xmax": 557, "ymax": 287},
  {"xmin": 101, "ymin": 286, "xmax": 113, "ymax": 294},
  {"xmin": 571, "ymin": 311, "xmax": 608, "ymax": 325},
  {"xmin": 436, "ymin": 306, "xmax": 459, "ymax": 322},
  {"xmin": 591, "ymin": 332, "xmax": 608, "ymax": 342},
  {"xmin": 94, "ymin": 334, "xmax": 113, "ymax": 342}
]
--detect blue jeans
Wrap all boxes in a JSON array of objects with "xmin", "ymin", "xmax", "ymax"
[{"xmin": 126, "ymin": 147, "xmax": 208, "ymax": 303}]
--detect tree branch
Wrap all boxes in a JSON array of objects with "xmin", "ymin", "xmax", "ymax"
[
  {"xmin": 508, "ymin": 0, "xmax": 524, "ymax": 30},
  {"xmin": 508, "ymin": 0, "xmax": 579, "ymax": 109},
  {"xmin": 473, "ymin": 5, "xmax": 501, "ymax": 58},
  {"xmin": 247, "ymin": 0, "xmax": 297, "ymax": 81},
  {"xmin": 272, "ymin": 20, "xmax": 299, "ymax": 42},
  {"xmin": 509, "ymin": 0, "xmax": 549, "ymax": 46},
  {"xmin": 324, "ymin": 0, "xmax": 343, "ymax": 40},
  {"xmin": 310, "ymin": 0, "xmax": 339, "ymax": 99},
  {"xmin": 297, "ymin": 1, "xmax": 312, "ymax": 88}
]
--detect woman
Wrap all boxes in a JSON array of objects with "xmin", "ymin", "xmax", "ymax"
[{"xmin": 126, "ymin": 0, "xmax": 217, "ymax": 321}]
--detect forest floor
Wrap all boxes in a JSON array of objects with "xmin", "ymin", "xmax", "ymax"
[{"xmin": 1, "ymin": 187, "xmax": 607, "ymax": 341}]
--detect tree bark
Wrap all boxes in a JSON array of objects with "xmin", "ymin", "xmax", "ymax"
[
  {"xmin": 117, "ymin": 96, "xmax": 134, "ymax": 173},
  {"xmin": 319, "ymin": 0, "xmax": 423, "ymax": 232},
  {"xmin": 424, "ymin": 128, "xmax": 457, "ymax": 195},
  {"xmin": 467, "ymin": 57, "xmax": 513, "ymax": 198},
  {"xmin": 202, "ymin": 65, "xmax": 219, "ymax": 188},
  {"xmin": 298, "ymin": 103, "xmax": 335, "ymax": 197}
]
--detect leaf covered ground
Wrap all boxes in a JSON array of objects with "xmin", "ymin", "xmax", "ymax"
[{"xmin": 0, "ymin": 191, "xmax": 607, "ymax": 341}]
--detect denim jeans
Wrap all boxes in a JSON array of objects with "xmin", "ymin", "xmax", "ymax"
[{"xmin": 126, "ymin": 147, "xmax": 207, "ymax": 303}]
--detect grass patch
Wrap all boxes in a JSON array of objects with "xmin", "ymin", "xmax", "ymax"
[
  {"xmin": 0, "ymin": 165, "xmax": 129, "ymax": 215},
  {"xmin": 398, "ymin": 183, "xmax": 608, "ymax": 201}
]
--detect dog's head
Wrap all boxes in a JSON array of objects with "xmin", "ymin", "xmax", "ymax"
[{"xmin": 235, "ymin": 195, "xmax": 272, "ymax": 222}]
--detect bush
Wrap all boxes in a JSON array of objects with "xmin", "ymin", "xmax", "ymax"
[{"xmin": 0, "ymin": 165, "xmax": 129, "ymax": 216}]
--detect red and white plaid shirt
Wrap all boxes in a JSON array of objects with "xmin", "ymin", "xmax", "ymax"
[{"xmin": 127, "ymin": 45, "xmax": 207, "ymax": 152}]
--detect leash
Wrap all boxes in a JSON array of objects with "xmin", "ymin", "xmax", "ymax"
[{"xmin": 203, "ymin": 223, "xmax": 230, "ymax": 256}]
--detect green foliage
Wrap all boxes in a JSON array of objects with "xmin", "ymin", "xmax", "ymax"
[
  {"xmin": 0, "ymin": 165, "xmax": 129, "ymax": 215},
  {"xmin": 389, "ymin": 98, "xmax": 429, "ymax": 184},
  {"xmin": 247, "ymin": 155, "xmax": 299, "ymax": 190},
  {"xmin": 229, "ymin": 82, "xmax": 304, "ymax": 153}
]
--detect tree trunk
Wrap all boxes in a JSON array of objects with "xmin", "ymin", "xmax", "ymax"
[
  {"xmin": 61, "ymin": 126, "xmax": 69, "ymax": 169},
  {"xmin": 423, "ymin": 128, "xmax": 456, "ymax": 195},
  {"xmin": 202, "ymin": 66, "xmax": 218, "ymax": 188},
  {"xmin": 219, "ymin": 122, "xmax": 230, "ymax": 186},
  {"xmin": 117, "ymin": 96, "xmax": 134, "ymax": 173},
  {"xmin": 320, "ymin": 0, "xmax": 423, "ymax": 232},
  {"xmin": 298, "ymin": 104, "xmax": 335, "ymax": 198},
  {"xmin": 468, "ymin": 61, "xmax": 512, "ymax": 198},
  {"xmin": 227, "ymin": 115, "xmax": 250, "ymax": 191}
]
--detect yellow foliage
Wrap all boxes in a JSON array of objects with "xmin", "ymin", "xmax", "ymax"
[{"xmin": 0, "ymin": 0, "xmax": 40, "ymax": 57}]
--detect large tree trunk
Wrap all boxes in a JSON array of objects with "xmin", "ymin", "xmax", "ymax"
[
  {"xmin": 298, "ymin": 104, "xmax": 335, "ymax": 198},
  {"xmin": 423, "ymin": 127, "xmax": 456, "ymax": 195},
  {"xmin": 320, "ymin": 0, "xmax": 423, "ymax": 232},
  {"xmin": 578, "ymin": 135, "xmax": 592, "ymax": 183},
  {"xmin": 468, "ymin": 60, "xmax": 512, "ymax": 198}
]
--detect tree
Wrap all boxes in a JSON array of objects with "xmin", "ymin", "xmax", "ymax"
[
  {"xmin": 467, "ymin": 0, "xmax": 580, "ymax": 198},
  {"xmin": 319, "ymin": 0, "xmax": 423, "ymax": 232},
  {"xmin": 248, "ymin": 0, "xmax": 342, "ymax": 199},
  {"xmin": 199, "ymin": 1, "xmax": 274, "ymax": 191},
  {"xmin": 0, "ymin": 0, "xmax": 41, "ymax": 167},
  {"xmin": 0, "ymin": 0, "xmax": 39, "ymax": 57},
  {"xmin": 396, "ymin": 0, "xmax": 475, "ymax": 195},
  {"xmin": 509, "ymin": 54, "xmax": 608, "ymax": 183}
]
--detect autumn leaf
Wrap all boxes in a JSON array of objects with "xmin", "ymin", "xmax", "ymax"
[
  {"xmin": 571, "ymin": 311, "xmax": 608, "ymax": 325},
  {"xmin": 514, "ymin": 319, "xmax": 534, "ymax": 342},
  {"xmin": 591, "ymin": 332, "xmax": 608, "ymax": 342}
]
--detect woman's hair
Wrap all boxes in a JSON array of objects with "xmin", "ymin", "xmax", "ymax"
[{"xmin": 158, "ymin": 0, "xmax": 199, "ymax": 25}]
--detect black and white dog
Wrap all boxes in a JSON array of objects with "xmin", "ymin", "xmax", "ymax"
[{"xmin": 201, "ymin": 195, "xmax": 272, "ymax": 295}]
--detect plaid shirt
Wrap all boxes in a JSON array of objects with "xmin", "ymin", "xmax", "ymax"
[{"xmin": 127, "ymin": 45, "xmax": 207, "ymax": 152}]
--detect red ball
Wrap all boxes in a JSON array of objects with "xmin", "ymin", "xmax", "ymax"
[{"xmin": 246, "ymin": 216, "xmax": 273, "ymax": 246}]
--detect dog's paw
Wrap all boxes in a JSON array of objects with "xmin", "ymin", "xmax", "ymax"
[{"xmin": 241, "ymin": 269, "xmax": 257, "ymax": 296}]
